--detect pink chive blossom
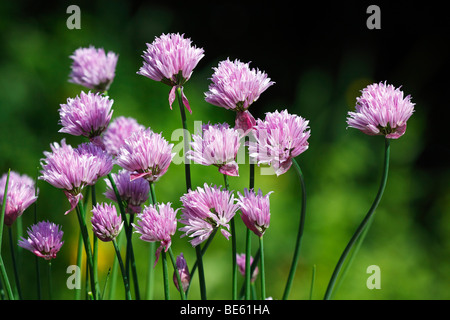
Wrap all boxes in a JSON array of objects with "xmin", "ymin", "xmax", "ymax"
[
  {"xmin": 103, "ymin": 116, "xmax": 145, "ymax": 157},
  {"xmin": 248, "ymin": 110, "xmax": 310, "ymax": 176},
  {"xmin": 237, "ymin": 188, "xmax": 272, "ymax": 238},
  {"xmin": 104, "ymin": 169, "xmax": 150, "ymax": 214},
  {"xmin": 178, "ymin": 183, "xmax": 239, "ymax": 247},
  {"xmin": 114, "ymin": 128, "xmax": 175, "ymax": 183},
  {"xmin": 18, "ymin": 221, "xmax": 64, "ymax": 260},
  {"xmin": 0, "ymin": 171, "xmax": 38, "ymax": 227},
  {"xmin": 137, "ymin": 33, "xmax": 205, "ymax": 113},
  {"xmin": 173, "ymin": 253, "xmax": 190, "ymax": 293},
  {"xmin": 204, "ymin": 58, "xmax": 274, "ymax": 134},
  {"xmin": 39, "ymin": 139, "xmax": 113, "ymax": 215},
  {"xmin": 236, "ymin": 253, "xmax": 259, "ymax": 282},
  {"xmin": 68, "ymin": 46, "xmax": 118, "ymax": 92},
  {"xmin": 347, "ymin": 81, "xmax": 415, "ymax": 139},
  {"xmin": 58, "ymin": 91, "xmax": 114, "ymax": 146},
  {"xmin": 187, "ymin": 122, "xmax": 242, "ymax": 177},
  {"xmin": 91, "ymin": 203, "xmax": 123, "ymax": 242},
  {"xmin": 132, "ymin": 203, "xmax": 178, "ymax": 266}
]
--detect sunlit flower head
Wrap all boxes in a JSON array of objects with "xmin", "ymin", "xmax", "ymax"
[
  {"xmin": 58, "ymin": 91, "xmax": 114, "ymax": 143},
  {"xmin": 133, "ymin": 202, "xmax": 178, "ymax": 266},
  {"xmin": 68, "ymin": 46, "xmax": 118, "ymax": 92},
  {"xmin": 237, "ymin": 188, "xmax": 272, "ymax": 237},
  {"xmin": 18, "ymin": 221, "xmax": 64, "ymax": 260},
  {"xmin": 204, "ymin": 58, "xmax": 274, "ymax": 134},
  {"xmin": 187, "ymin": 122, "xmax": 242, "ymax": 177},
  {"xmin": 178, "ymin": 183, "xmax": 239, "ymax": 247},
  {"xmin": 39, "ymin": 140, "xmax": 113, "ymax": 215},
  {"xmin": 248, "ymin": 109, "xmax": 310, "ymax": 176},
  {"xmin": 104, "ymin": 169, "xmax": 149, "ymax": 214},
  {"xmin": 347, "ymin": 81, "xmax": 415, "ymax": 139},
  {"xmin": 103, "ymin": 116, "xmax": 145, "ymax": 157},
  {"xmin": 0, "ymin": 171, "xmax": 38, "ymax": 227},
  {"xmin": 137, "ymin": 33, "xmax": 205, "ymax": 113},
  {"xmin": 115, "ymin": 128, "xmax": 175, "ymax": 183},
  {"xmin": 91, "ymin": 203, "xmax": 123, "ymax": 242}
]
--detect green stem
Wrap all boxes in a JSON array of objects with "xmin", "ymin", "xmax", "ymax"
[
  {"xmin": 48, "ymin": 261, "xmax": 52, "ymax": 300},
  {"xmin": 245, "ymin": 228, "xmax": 252, "ymax": 300},
  {"xmin": 282, "ymin": 157, "xmax": 307, "ymax": 300},
  {"xmin": 323, "ymin": 137, "xmax": 390, "ymax": 300},
  {"xmin": 107, "ymin": 173, "xmax": 140, "ymax": 300},
  {"xmin": 161, "ymin": 250, "xmax": 170, "ymax": 300},
  {"xmin": 223, "ymin": 174, "xmax": 237, "ymax": 300},
  {"xmin": 168, "ymin": 247, "xmax": 186, "ymax": 300},
  {"xmin": 259, "ymin": 236, "xmax": 266, "ymax": 300},
  {"xmin": 238, "ymin": 247, "xmax": 260, "ymax": 299},
  {"xmin": 91, "ymin": 185, "xmax": 99, "ymax": 298},
  {"xmin": 75, "ymin": 202, "xmax": 100, "ymax": 300},
  {"xmin": 33, "ymin": 168, "xmax": 41, "ymax": 300},
  {"xmin": 176, "ymin": 87, "xmax": 192, "ymax": 192},
  {"xmin": 145, "ymin": 182, "xmax": 158, "ymax": 300},
  {"xmin": 8, "ymin": 227, "xmax": 22, "ymax": 299},
  {"xmin": 112, "ymin": 239, "xmax": 132, "ymax": 300},
  {"xmin": 195, "ymin": 245, "xmax": 207, "ymax": 300},
  {"xmin": 309, "ymin": 264, "xmax": 316, "ymax": 300},
  {"xmin": 0, "ymin": 169, "xmax": 13, "ymax": 300}
]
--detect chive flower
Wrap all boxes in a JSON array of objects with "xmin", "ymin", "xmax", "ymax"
[
  {"xmin": 187, "ymin": 122, "xmax": 242, "ymax": 177},
  {"xmin": 204, "ymin": 58, "xmax": 274, "ymax": 134},
  {"xmin": 18, "ymin": 221, "xmax": 64, "ymax": 260},
  {"xmin": 114, "ymin": 128, "xmax": 175, "ymax": 183},
  {"xmin": 68, "ymin": 46, "xmax": 118, "ymax": 93},
  {"xmin": 236, "ymin": 253, "xmax": 258, "ymax": 282},
  {"xmin": 0, "ymin": 171, "xmax": 38, "ymax": 227},
  {"xmin": 39, "ymin": 140, "xmax": 113, "ymax": 214},
  {"xmin": 173, "ymin": 253, "xmax": 190, "ymax": 293},
  {"xmin": 133, "ymin": 202, "xmax": 179, "ymax": 266},
  {"xmin": 103, "ymin": 116, "xmax": 145, "ymax": 157},
  {"xmin": 178, "ymin": 183, "xmax": 239, "ymax": 247},
  {"xmin": 91, "ymin": 203, "xmax": 123, "ymax": 242},
  {"xmin": 346, "ymin": 81, "xmax": 415, "ymax": 139},
  {"xmin": 248, "ymin": 109, "xmax": 310, "ymax": 176},
  {"xmin": 137, "ymin": 33, "xmax": 205, "ymax": 113},
  {"xmin": 104, "ymin": 169, "xmax": 150, "ymax": 214},
  {"xmin": 237, "ymin": 188, "xmax": 272, "ymax": 237}
]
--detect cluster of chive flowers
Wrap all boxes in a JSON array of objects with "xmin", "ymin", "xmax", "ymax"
[{"xmin": 0, "ymin": 30, "xmax": 417, "ymax": 300}]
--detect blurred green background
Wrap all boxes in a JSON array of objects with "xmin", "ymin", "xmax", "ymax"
[{"xmin": 0, "ymin": 0, "xmax": 448, "ymax": 300}]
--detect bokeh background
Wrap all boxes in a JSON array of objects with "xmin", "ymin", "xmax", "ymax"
[{"xmin": 0, "ymin": 0, "xmax": 448, "ymax": 300}]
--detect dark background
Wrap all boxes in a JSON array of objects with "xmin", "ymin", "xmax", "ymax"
[{"xmin": 0, "ymin": 0, "xmax": 448, "ymax": 300}]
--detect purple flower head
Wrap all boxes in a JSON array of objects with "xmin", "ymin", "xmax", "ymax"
[
  {"xmin": 187, "ymin": 122, "xmax": 242, "ymax": 177},
  {"xmin": 173, "ymin": 253, "xmax": 190, "ymax": 293},
  {"xmin": 58, "ymin": 91, "xmax": 114, "ymax": 143},
  {"xmin": 18, "ymin": 221, "xmax": 64, "ymax": 260},
  {"xmin": 68, "ymin": 46, "xmax": 118, "ymax": 92},
  {"xmin": 103, "ymin": 116, "xmax": 145, "ymax": 157},
  {"xmin": 39, "ymin": 139, "xmax": 113, "ymax": 215},
  {"xmin": 137, "ymin": 33, "xmax": 205, "ymax": 113},
  {"xmin": 237, "ymin": 188, "xmax": 272, "ymax": 237},
  {"xmin": 347, "ymin": 81, "xmax": 415, "ymax": 139},
  {"xmin": 178, "ymin": 183, "xmax": 239, "ymax": 247},
  {"xmin": 104, "ymin": 169, "xmax": 150, "ymax": 214},
  {"xmin": 236, "ymin": 253, "xmax": 259, "ymax": 282},
  {"xmin": 0, "ymin": 171, "xmax": 38, "ymax": 227},
  {"xmin": 248, "ymin": 110, "xmax": 310, "ymax": 176},
  {"xmin": 115, "ymin": 128, "xmax": 175, "ymax": 183},
  {"xmin": 91, "ymin": 203, "xmax": 123, "ymax": 242},
  {"xmin": 204, "ymin": 58, "xmax": 274, "ymax": 134},
  {"xmin": 133, "ymin": 202, "xmax": 178, "ymax": 266}
]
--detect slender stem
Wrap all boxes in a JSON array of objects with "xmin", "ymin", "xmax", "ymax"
[
  {"xmin": 238, "ymin": 247, "xmax": 260, "ymax": 299},
  {"xmin": 323, "ymin": 137, "xmax": 390, "ymax": 300},
  {"xmin": 112, "ymin": 239, "xmax": 132, "ymax": 300},
  {"xmin": 0, "ymin": 170, "xmax": 13, "ymax": 300},
  {"xmin": 161, "ymin": 250, "xmax": 170, "ymax": 300},
  {"xmin": 75, "ymin": 202, "xmax": 100, "ymax": 300},
  {"xmin": 245, "ymin": 228, "xmax": 252, "ymax": 300},
  {"xmin": 168, "ymin": 247, "xmax": 186, "ymax": 300},
  {"xmin": 91, "ymin": 185, "xmax": 99, "ymax": 298},
  {"xmin": 223, "ymin": 174, "xmax": 237, "ymax": 300},
  {"xmin": 282, "ymin": 157, "xmax": 307, "ymax": 300},
  {"xmin": 146, "ymin": 182, "xmax": 158, "ymax": 300},
  {"xmin": 107, "ymin": 173, "xmax": 140, "ymax": 300},
  {"xmin": 176, "ymin": 87, "xmax": 192, "ymax": 192},
  {"xmin": 309, "ymin": 264, "xmax": 316, "ymax": 300},
  {"xmin": 8, "ymin": 227, "xmax": 22, "ymax": 299},
  {"xmin": 195, "ymin": 245, "xmax": 207, "ymax": 300},
  {"xmin": 33, "ymin": 168, "xmax": 41, "ymax": 300},
  {"xmin": 47, "ymin": 261, "xmax": 52, "ymax": 300},
  {"xmin": 259, "ymin": 236, "xmax": 266, "ymax": 300}
]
